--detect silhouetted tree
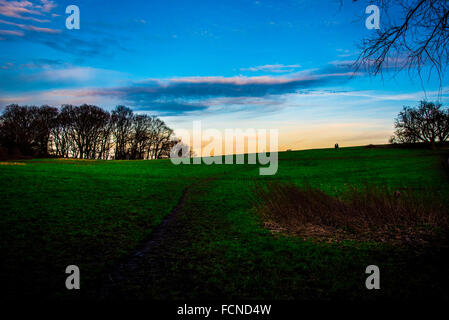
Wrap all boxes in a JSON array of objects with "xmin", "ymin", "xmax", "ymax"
[
  {"xmin": 150, "ymin": 117, "xmax": 173, "ymax": 159},
  {"xmin": 52, "ymin": 105, "xmax": 75, "ymax": 157},
  {"xmin": 64, "ymin": 104, "xmax": 110, "ymax": 159},
  {"xmin": 34, "ymin": 105, "xmax": 58, "ymax": 156},
  {"xmin": 98, "ymin": 117, "xmax": 113, "ymax": 160},
  {"xmin": 0, "ymin": 105, "xmax": 34, "ymax": 156},
  {"xmin": 129, "ymin": 114, "xmax": 152, "ymax": 160},
  {"xmin": 0, "ymin": 104, "xmax": 177, "ymax": 160},
  {"xmin": 0, "ymin": 104, "xmax": 57, "ymax": 156},
  {"xmin": 391, "ymin": 101, "xmax": 449, "ymax": 147},
  {"xmin": 112, "ymin": 105, "xmax": 133, "ymax": 160}
]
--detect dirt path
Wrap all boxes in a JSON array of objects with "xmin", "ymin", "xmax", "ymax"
[
  {"xmin": 98, "ymin": 176, "xmax": 220, "ymax": 299},
  {"xmin": 99, "ymin": 185, "xmax": 191, "ymax": 299},
  {"xmin": 98, "ymin": 166, "xmax": 256, "ymax": 299}
]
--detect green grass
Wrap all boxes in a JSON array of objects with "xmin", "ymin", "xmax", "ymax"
[{"xmin": 1, "ymin": 146, "xmax": 448, "ymax": 299}]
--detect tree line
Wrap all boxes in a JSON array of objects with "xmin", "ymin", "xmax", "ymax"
[
  {"xmin": 0, "ymin": 104, "xmax": 181, "ymax": 160},
  {"xmin": 1, "ymin": 100, "xmax": 447, "ymax": 159},
  {"xmin": 390, "ymin": 101, "xmax": 449, "ymax": 147}
]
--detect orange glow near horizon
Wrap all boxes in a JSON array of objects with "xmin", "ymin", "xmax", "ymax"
[{"xmin": 178, "ymin": 122, "xmax": 392, "ymax": 156}]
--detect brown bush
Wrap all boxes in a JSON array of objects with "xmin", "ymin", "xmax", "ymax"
[{"xmin": 253, "ymin": 182, "xmax": 449, "ymax": 244}]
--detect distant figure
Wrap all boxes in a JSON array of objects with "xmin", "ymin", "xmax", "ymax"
[{"xmin": 334, "ymin": 143, "xmax": 339, "ymax": 149}]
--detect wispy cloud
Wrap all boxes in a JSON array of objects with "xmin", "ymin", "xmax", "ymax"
[
  {"xmin": 241, "ymin": 64, "xmax": 301, "ymax": 73},
  {"xmin": 17, "ymin": 58, "xmax": 64, "ymax": 69},
  {"xmin": 0, "ymin": 0, "xmax": 56, "ymax": 22},
  {"xmin": 0, "ymin": 60, "xmax": 364, "ymax": 116},
  {"xmin": 36, "ymin": 0, "xmax": 55, "ymax": 13},
  {"xmin": 0, "ymin": 1, "xmax": 59, "ymax": 40},
  {"xmin": 0, "ymin": 28, "xmax": 23, "ymax": 35},
  {"xmin": 109, "ymin": 70, "xmax": 353, "ymax": 105},
  {"xmin": 330, "ymin": 56, "xmax": 412, "ymax": 71},
  {"xmin": 0, "ymin": 63, "xmax": 128, "ymax": 96},
  {"xmin": 0, "ymin": 18, "xmax": 59, "ymax": 33},
  {"xmin": 13, "ymin": 65, "xmax": 355, "ymax": 115},
  {"xmin": 0, "ymin": 61, "xmax": 13, "ymax": 69},
  {"xmin": 336, "ymin": 49, "xmax": 358, "ymax": 58},
  {"xmin": 34, "ymin": 67, "xmax": 105, "ymax": 82},
  {"xmin": 0, "ymin": 0, "xmax": 42, "ymax": 19}
]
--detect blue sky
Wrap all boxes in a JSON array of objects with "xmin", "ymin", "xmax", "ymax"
[{"xmin": 0, "ymin": 0, "xmax": 447, "ymax": 150}]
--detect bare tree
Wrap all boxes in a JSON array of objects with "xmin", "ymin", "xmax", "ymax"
[
  {"xmin": 150, "ymin": 118, "xmax": 173, "ymax": 159},
  {"xmin": 0, "ymin": 105, "xmax": 57, "ymax": 157},
  {"xmin": 436, "ymin": 107, "xmax": 449, "ymax": 142},
  {"xmin": 65, "ymin": 104, "xmax": 110, "ymax": 159},
  {"xmin": 354, "ymin": 0, "xmax": 449, "ymax": 85},
  {"xmin": 0, "ymin": 105, "xmax": 35, "ymax": 156},
  {"xmin": 1, "ymin": 104, "xmax": 176, "ymax": 160},
  {"xmin": 129, "ymin": 114, "xmax": 152, "ymax": 160},
  {"xmin": 53, "ymin": 105, "xmax": 76, "ymax": 158},
  {"xmin": 112, "ymin": 105, "xmax": 133, "ymax": 160},
  {"xmin": 97, "ymin": 117, "xmax": 113, "ymax": 160},
  {"xmin": 391, "ymin": 101, "xmax": 449, "ymax": 147},
  {"xmin": 34, "ymin": 106, "xmax": 58, "ymax": 157}
]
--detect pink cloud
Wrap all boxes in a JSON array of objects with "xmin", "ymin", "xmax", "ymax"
[
  {"xmin": 36, "ymin": 0, "xmax": 55, "ymax": 13},
  {"xmin": 0, "ymin": 28, "xmax": 23, "ymax": 36},
  {"xmin": 0, "ymin": 0, "xmax": 55, "ymax": 22},
  {"xmin": 26, "ymin": 24, "xmax": 59, "ymax": 33},
  {"xmin": 146, "ymin": 71, "xmax": 354, "ymax": 87},
  {"xmin": 1, "ymin": 62, "xmax": 13, "ymax": 69},
  {"xmin": 0, "ymin": 17, "xmax": 60, "ymax": 33},
  {"xmin": 0, "ymin": 0, "xmax": 41, "ymax": 18}
]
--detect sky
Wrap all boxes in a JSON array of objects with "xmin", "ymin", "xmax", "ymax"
[{"xmin": 0, "ymin": 0, "xmax": 447, "ymax": 151}]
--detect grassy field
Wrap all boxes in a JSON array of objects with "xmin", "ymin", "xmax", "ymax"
[{"xmin": 1, "ymin": 146, "xmax": 449, "ymax": 299}]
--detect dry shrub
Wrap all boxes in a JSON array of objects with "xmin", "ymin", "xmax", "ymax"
[{"xmin": 253, "ymin": 182, "xmax": 449, "ymax": 244}]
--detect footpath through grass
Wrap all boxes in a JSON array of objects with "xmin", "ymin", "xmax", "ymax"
[{"xmin": 1, "ymin": 147, "xmax": 448, "ymax": 299}]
